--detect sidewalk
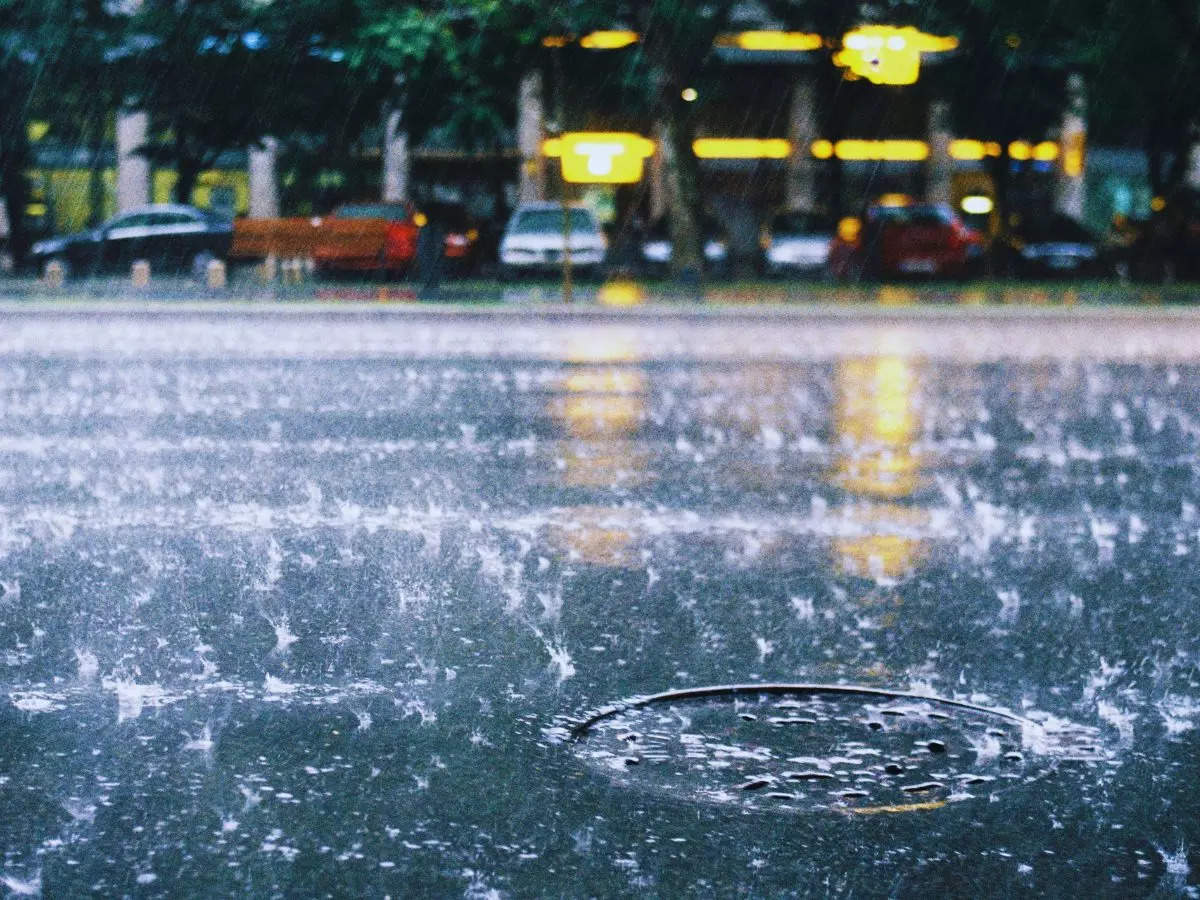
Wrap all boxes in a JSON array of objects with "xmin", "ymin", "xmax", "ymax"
[{"xmin": 0, "ymin": 272, "xmax": 1196, "ymax": 308}]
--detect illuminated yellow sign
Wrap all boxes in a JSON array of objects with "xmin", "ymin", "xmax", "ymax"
[
  {"xmin": 543, "ymin": 132, "xmax": 655, "ymax": 184},
  {"xmin": 834, "ymin": 26, "xmax": 958, "ymax": 85},
  {"xmin": 692, "ymin": 138, "xmax": 791, "ymax": 159}
]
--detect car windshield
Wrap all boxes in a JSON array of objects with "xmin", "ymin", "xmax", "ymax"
[
  {"xmin": 771, "ymin": 212, "xmax": 833, "ymax": 234},
  {"xmin": 1020, "ymin": 216, "xmax": 1096, "ymax": 243},
  {"xmin": 511, "ymin": 208, "xmax": 596, "ymax": 234},
  {"xmin": 872, "ymin": 205, "xmax": 954, "ymax": 226}
]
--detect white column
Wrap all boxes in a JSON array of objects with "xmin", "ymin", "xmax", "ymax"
[
  {"xmin": 248, "ymin": 137, "xmax": 280, "ymax": 219},
  {"xmin": 926, "ymin": 100, "xmax": 953, "ymax": 207},
  {"xmin": 115, "ymin": 110, "xmax": 151, "ymax": 212},
  {"xmin": 517, "ymin": 70, "xmax": 545, "ymax": 203},
  {"xmin": 1056, "ymin": 74, "xmax": 1086, "ymax": 219},
  {"xmin": 786, "ymin": 76, "xmax": 819, "ymax": 211},
  {"xmin": 383, "ymin": 109, "xmax": 408, "ymax": 202},
  {"xmin": 1187, "ymin": 143, "xmax": 1200, "ymax": 190}
]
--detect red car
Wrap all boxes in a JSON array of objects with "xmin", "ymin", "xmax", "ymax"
[
  {"xmin": 312, "ymin": 201, "xmax": 421, "ymax": 275},
  {"xmin": 828, "ymin": 203, "xmax": 983, "ymax": 280}
]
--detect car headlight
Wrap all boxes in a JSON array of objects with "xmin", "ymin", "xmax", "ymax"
[{"xmin": 643, "ymin": 241, "xmax": 671, "ymax": 262}]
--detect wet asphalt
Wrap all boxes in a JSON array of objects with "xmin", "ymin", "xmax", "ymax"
[{"xmin": 0, "ymin": 304, "xmax": 1198, "ymax": 897}]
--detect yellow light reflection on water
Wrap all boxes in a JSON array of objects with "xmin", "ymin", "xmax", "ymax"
[{"xmin": 832, "ymin": 503, "xmax": 931, "ymax": 579}]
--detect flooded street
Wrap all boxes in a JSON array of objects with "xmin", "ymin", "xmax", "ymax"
[{"xmin": 1, "ymin": 306, "xmax": 1198, "ymax": 896}]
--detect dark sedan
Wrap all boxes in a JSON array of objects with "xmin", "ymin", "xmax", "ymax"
[
  {"xmin": 1002, "ymin": 214, "xmax": 1106, "ymax": 278},
  {"xmin": 30, "ymin": 204, "xmax": 232, "ymax": 279}
]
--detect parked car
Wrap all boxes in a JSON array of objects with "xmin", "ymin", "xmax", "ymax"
[
  {"xmin": 312, "ymin": 201, "xmax": 421, "ymax": 276},
  {"xmin": 1001, "ymin": 214, "xmax": 1106, "ymax": 278},
  {"xmin": 639, "ymin": 215, "xmax": 729, "ymax": 277},
  {"xmin": 498, "ymin": 203, "xmax": 607, "ymax": 278},
  {"xmin": 828, "ymin": 202, "xmax": 983, "ymax": 280},
  {"xmin": 760, "ymin": 210, "xmax": 835, "ymax": 277},
  {"xmin": 29, "ymin": 204, "xmax": 232, "ymax": 279},
  {"xmin": 419, "ymin": 201, "xmax": 486, "ymax": 275}
]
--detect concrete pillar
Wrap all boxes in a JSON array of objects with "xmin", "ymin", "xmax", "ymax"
[
  {"xmin": 926, "ymin": 100, "xmax": 953, "ymax": 207},
  {"xmin": 115, "ymin": 110, "xmax": 151, "ymax": 212},
  {"xmin": 382, "ymin": 109, "xmax": 408, "ymax": 202},
  {"xmin": 1056, "ymin": 74, "xmax": 1086, "ymax": 219},
  {"xmin": 786, "ymin": 76, "xmax": 819, "ymax": 211},
  {"xmin": 517, "ymin": 70, "xmax": 546, "ymax": 203},
  {"xmin": 248, "ymin": 137, "xmax": 280, "ymax": 219}
]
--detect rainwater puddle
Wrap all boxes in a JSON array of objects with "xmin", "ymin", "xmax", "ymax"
[{"xmin": 559, "ymin": 684, "xmax": 1107, "ymax": 816}]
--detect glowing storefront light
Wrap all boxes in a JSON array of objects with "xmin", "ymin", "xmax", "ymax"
[
  {"xmin": 1032, "ymin": 141, "xmax": 1059, "ymax": 162},
  {"xmin": 543, "ymin": 132, "xmax": 655, "ymax": 184},
  {"xmin": 829, "ymin": 140, "xmax": 929, "ymax": 161},
  {"xmin": 579, "ymin": 30, "xmax": 638, "ymax": 49},
  {"xmin": 834, "ymin": 25, "xmax": 958, "ymax": 85},
  {"xmin": 718, "ymin": 31, "xmax": 823, "ymax": 52},
  {"xmin": 1007, "ymin": 141, "xmax": 1032, "ymax": 161},
  {"xmin": 693, "ymin": 138, "xmax": 792, "ymax": 159}
]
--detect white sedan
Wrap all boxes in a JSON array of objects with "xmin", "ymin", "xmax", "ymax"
[{"xmin": 498, "ymin": 204, "xmax": 607, "ymax": 278}]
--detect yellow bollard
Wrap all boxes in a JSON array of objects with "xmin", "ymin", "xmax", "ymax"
[
  {"xmin": 206, "ymin": 259, "xmax": 227, "ymax": 290},
  {"xmin": 131, "ymin": 259, "xmax": 151, "ymax": 289},
  {"xmin": 260, "ymin": 253, "xmax": 277, "ymax": 283},
  {"xmin": 43, "ymin": 259, "xmax": 65, "ymax": 290}
]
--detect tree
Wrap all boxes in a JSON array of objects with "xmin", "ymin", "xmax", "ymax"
[
  {"xmin": 0, "ymin": 0, "xmax": 88, "ymax": 260},
  {"xmin": 124, "ymin": 0, "xmax": 390, "ymax": 204},
  {"xmin": 1076, "ymin": 0, "xmax": 1200, "ymax": 201}
]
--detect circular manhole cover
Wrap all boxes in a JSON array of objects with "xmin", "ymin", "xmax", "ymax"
[{"xmin": 559, "ymin": 684, "xmax": 1105, "ymax": 815}]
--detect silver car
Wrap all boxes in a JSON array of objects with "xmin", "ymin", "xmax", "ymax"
[{"xmin": 760, "ymin": 210, "xmax": 834, "ymax": 277}]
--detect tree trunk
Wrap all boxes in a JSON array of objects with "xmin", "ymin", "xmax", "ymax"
[
  {"xmin": 175, "ymin": 159, "xmax": 201, "ymax": 206},
  {"xmin": 658, "ymin": 100, "xmax": 703, "ymax": 280},
  {"xmin": 0, "ymin": 133, "xmax": 33, "ymax": 267},
  {"xmin": 87, "ymin": 112, "xmax": 108, "ymax": 227}
]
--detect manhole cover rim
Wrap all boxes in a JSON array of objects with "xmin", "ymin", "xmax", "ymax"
[{"xmin": 566, "ymin": 682, "xmax": 1030, "ymax": 742}]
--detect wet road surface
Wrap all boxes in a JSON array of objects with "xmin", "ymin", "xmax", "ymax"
[{"xmin": 0, "ymin": 306, "xmax": 1198, "ymax": 897}]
